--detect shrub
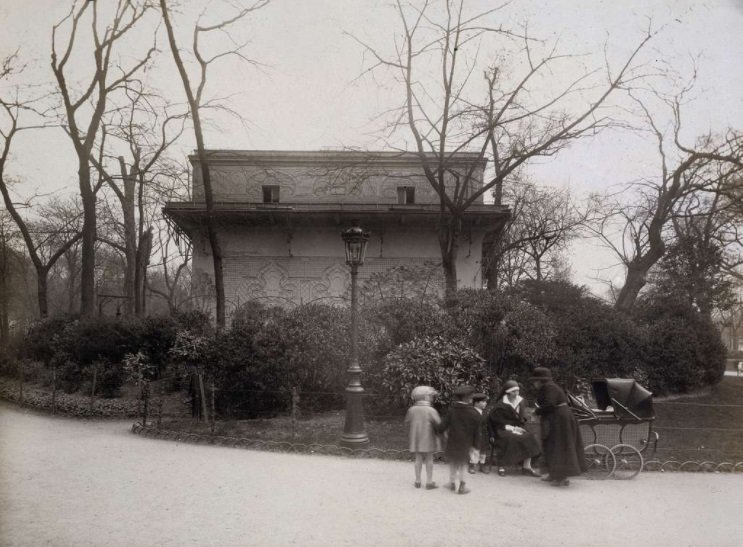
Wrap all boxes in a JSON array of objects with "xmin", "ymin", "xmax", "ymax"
[
  {"xmin": 137, "ymin": 317, "xmax": 179, "ymax": 378},
  {"xmin": 446, "ymin": 289, "xmax": 556, "ymax": 383},
  {"xmin": 364, "ymin": 298, "xmax": 448, "ymax": 350},
  {"xmin": 381, "ymin": 335, "xmax": 487, "ymax": 407},
  {"xmin": 633, "ymin": 295, "xmax": 726, "ymax": 395},
  {"xmin": 0, "ymin": 347, "xmax": 16, "ymax": 377},
  {"xmin": 20, "ymin": 314, "xmax": 190, "ymax": 394},
  {"xmin": 54, "ymin": 354, "xmax": 83, "ymax": 394},
  {"xmin": 513, "ymin": 280, "xmax": 646, "ymax": 392},
  {"xmin": 95, "ymin": 359, "xmax": 126, "ymax": 398},
  {"xmin": 204, "ymin": 325, "xmax": 289, "ymax": 418},
  {"xmin": 22, "ymin": 314, "xmax": 79, "ymax": 364},
  {"xmin": 258, "ymin": 304, "xmax": 349, "ymax": 394}
]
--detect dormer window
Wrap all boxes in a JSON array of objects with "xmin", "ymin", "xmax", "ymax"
[
  {"xmin": 262, "ymin": 185, "xmax": 280, "ymax": 203},
  {"xmin": 397, "ymin": 186, "xmax": 415, "ymax": 204}
]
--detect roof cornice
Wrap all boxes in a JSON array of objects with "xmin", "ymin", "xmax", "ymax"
[{"xmin": 188, "ymin": 149, "xmax": 488, "ymax": 168}]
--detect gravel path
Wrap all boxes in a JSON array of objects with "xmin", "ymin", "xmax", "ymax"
[{"xmin": 1, "ymin": 401, "xmax": 741, "ymax": 547}]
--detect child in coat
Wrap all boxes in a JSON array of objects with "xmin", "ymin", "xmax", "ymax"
[
  {"xmin": 404, "ymin": 385, "xmax": 442, "ymax": 489},
  {"xmin": 438, "ymin": 385, "xmax": 481, "ymax": 494},
  {"xmin": 468, "ymin": 393, "xmax": 490, "ymax": 474}
]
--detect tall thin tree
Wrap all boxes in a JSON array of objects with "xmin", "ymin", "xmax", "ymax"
[
  {"xmin": 159, "ymin": 0, "xmax": 269, "ymax": 328},
  {"xmin": 51, "ymin": 0, "xmax": 155, "ymax": 316}
]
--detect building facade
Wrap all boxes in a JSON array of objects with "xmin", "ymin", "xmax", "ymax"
[{"xmin": 164, "ymin": 150, "xmax": 509, "ymax": 317}]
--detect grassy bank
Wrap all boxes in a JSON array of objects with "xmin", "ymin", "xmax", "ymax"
[{"xmin": 653, "ymin": 375, "xmax": 743, "ymax": 462}]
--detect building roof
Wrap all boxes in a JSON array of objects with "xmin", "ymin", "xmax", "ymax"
[
  {"xmin": 188, "ymin": 149, "xmax": 488, "ymax": 168},
  {"xmin": 163, "ymin": 201, "xmax": 510, "ymax": 237}
]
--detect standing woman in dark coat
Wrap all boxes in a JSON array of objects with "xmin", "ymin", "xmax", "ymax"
[
  {"xmin": 531, "ymin": 367, "xmax": 585, "ymax": 487},
  {"xmin": 488, "ymin": 380, "xmax": 541, "ymax": 477}
]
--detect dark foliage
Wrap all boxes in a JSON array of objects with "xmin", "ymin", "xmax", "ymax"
[
  {"xmin": 513, "ymin": 280, "xmax": 647, "ymax": 393},
  {"xmin": 446, "ymin": 289, "xmax": 555, "ymax": 386},
  {"xmin": 633, "ymin": 294, "xmax": 727, "ymax": 395},
  {"xmin": 381, "ymin": 335, "xmax": 488, "ymax": 406},
  {"xmin": 18, "ymin": 314, "xmax": 191, "ymax": 394},
  {"xmin": 22, "ymin": 314, "xmax": 79, "ymax": 364}
]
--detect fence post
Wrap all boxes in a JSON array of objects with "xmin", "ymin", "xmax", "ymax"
[
  {"xmin": 142, "ymin": 381, "xmax": 150, "ymax": 426},
  {"xmin": 51, "ymin": 362, "xmax": 57, "ymax": 414},
  {"xmin": 89, "ymin": 363, "xmax": 98, "ymax": 412},
  {"xmin": 209, "ymin": 380, "xmax": 216, "ymax": 435},
  {"xmin": 198, "ymin": 373, "xmax": 208, "ymax": 422},
  {"xmin": 156, "ymin": 385, "xmax": 164, "ymax": 430},
  {"xmin": 291, "ymin": 386, "xmax": 299, "ymax": 440},
  {"xmin": 18, "ymin": 359, "xmax": 23, "ymax": 405}
]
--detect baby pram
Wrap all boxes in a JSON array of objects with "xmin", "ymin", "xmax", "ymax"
[{"xmin": 568, "ymin": 378, "xmax": 659, "ymax": 479}]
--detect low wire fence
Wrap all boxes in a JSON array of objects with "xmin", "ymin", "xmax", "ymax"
[
  {"xmin": 126, "ymin": 373, "xmax": 743, "ymax": 471},
  {"xmin": 3, "ymin": 368, "xmax": 743, "ymax": 471}
]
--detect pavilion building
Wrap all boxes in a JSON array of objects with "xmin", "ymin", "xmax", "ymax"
[{"xmin": 163, "ymin": 150, "xmax": 509, "ymax": 316}]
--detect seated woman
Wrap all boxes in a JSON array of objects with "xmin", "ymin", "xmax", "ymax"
[{"xmin": 488, "ymin": 380, "xmax": 541, "ymax": 477}]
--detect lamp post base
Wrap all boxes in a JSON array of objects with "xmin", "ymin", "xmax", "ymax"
[
  {"xmin": 340, "ymin": 433, "xmax": 370, "ymax": 448},
  {"xmin": 340, "ymin": 384, "xmax": 369, "ymax": 448}
]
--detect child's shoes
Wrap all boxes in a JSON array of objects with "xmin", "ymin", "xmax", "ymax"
[
  {"xmin": 457, "ymin": 482, "xmax": 470, "ymax": 495},
  {"xmin": 425, "ymin": 482, "xmax": 438, "ymax": 490},
  {"xmin": 414, "ymin": 481, "xmax": 421, "ymax": 488}
]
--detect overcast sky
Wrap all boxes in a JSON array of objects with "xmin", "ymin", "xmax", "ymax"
[{"xmin": 1, "ymin": 0, "xmax": 742, "ymax": 294}]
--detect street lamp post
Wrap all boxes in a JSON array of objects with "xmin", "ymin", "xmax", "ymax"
[{"xmin": 340, "ymin": 222, "xmax": 370, "ymax": 448}]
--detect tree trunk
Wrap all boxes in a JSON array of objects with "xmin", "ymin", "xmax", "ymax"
[
  {"xmin": 119, "ymin": 158, "xmax": 137, "ymax": 316},
  {"xmin": 481, "ymin": 221, "xmax": 510, "ymax": 292},
  {"xmin": 193, "ymin": 141, "xmax": 225, "ymax": 328},
  {"xmin": 0, "ymin": 247, "xmax": 8, "ymax": 346},
  {"xmin": 135, "ymin": 228, "xmax": 152, "ymax": 316},
  {"xmin": 159, "ymin": 0, "xmax": 226, "ymax": 328},
  {"xmin": 615, "ymin": 254, "xmax": 662, "ymax": 312},
  {"xmin": 482, "ymin": 231, "xmax": 498, "ymax": 292},
  {"xmin": 65, "ymin": 250, "xmax": 78, "ymax": 314},
  {"xmin": 438, "ymin": 217, "xmax": 460, "ymax": 302},
  {"xmin": 36, "ymin": 268, "xmax": 49, "ymax": 319},
  {"xmin": 79, "ymin": 166, "xmax": 97, "ymax": 318},
  {"xmin": 615, "ymin": 201, "xmax": 668, "ymax": 312}
]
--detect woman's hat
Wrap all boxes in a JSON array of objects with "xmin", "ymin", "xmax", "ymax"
[
  {"xmin": 530, "ymin": 367, "xmax": 553, "ymax": 381},
  {"xmin": 502, "ymin": 380, "xmax": 520, "ymax": 393},
  {"xmin": 411, "ymin": 385, "xmax": 437, "ymax": 401}
]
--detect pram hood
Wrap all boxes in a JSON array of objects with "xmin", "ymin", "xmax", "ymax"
[{"xmin": 592, "ymin": 378, "xmax": 654, "ymax": 420}]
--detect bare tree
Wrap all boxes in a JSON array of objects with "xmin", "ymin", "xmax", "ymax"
[
  {"xmin": 0, "ymin": 210, "xmax": 29, "ymax": 344},
  {"xmin": 483, "ymin": 180, "xmax": 588, "ymax": 289},
  {"xmin": 33, "ymin": 197, "xmax": 88, "ymax": 317},
  {"xmin": 158, "ymin": 0, "xmax": 269, "ymax": 328},
  {"xmin": 90, "ymin": 83, "xmax": 186, "ymax": 316},
  {"xmin": 51, "ymin": 0, "xmax": 156, "ymax": 317},
  {"xmin": 147, "ymin": 157, "xmax": 193, "ymax": 314},
  {"xmin": 0, "ymin": 53, "xmax": 84, "ymax": 318},
  {"xmin": 352, "ymin": 0, "xmax": 653, "ymax": 297},
  {"xmin": 148, "ymin": 223, "xmax": 192, "ymax": 314},
  {"xmin": 647, "ymin": 206, "xmax": 736, "ymax": 318},
  {"xmin": 587, "ymin": 86, "xmax": 743, "ymax": 311}
]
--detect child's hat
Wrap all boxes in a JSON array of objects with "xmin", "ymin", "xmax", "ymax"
[
  {"xmin": 411, "ymin": 385, "xmax": 437, "ymax": 400},
  {"xmin": 453, "ymin": 385, "xmax": 474, "ymax": 397}
]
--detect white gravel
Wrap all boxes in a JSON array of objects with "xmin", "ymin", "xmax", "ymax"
[{"xmin": 1, "ymin": 401, "xmax": 741, "ymax": 547}]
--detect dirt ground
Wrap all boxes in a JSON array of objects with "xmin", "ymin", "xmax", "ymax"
[{"xmin": 1, "ymin": 401, "xmax": 742, "ymax": 547}]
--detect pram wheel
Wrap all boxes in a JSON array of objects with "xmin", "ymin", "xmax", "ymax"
[
  {"xmin": 611, "ymin": 443, "xmax": 643, "ymax": 479},
  {"xmin": 583, "ymin": 443, "xmax": 616, "ymax": 479}
]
